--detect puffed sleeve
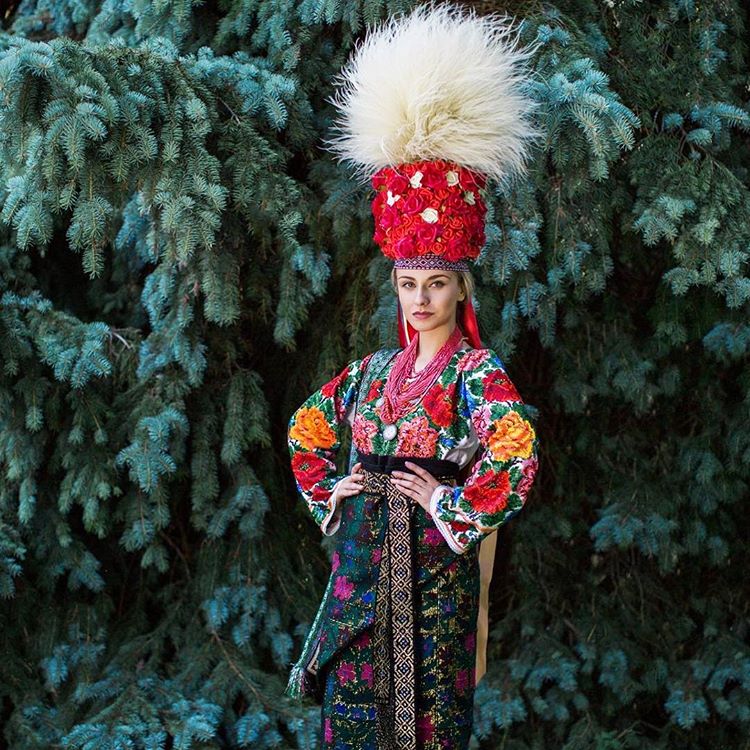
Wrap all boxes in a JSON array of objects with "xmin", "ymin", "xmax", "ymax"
[
  {"xmin": 428, "ymin": 349, "xmax": 539, "ymax": 554},
  {"xmin": 288, "ymin": 353, "xmax": 374, "ymax": 536}
]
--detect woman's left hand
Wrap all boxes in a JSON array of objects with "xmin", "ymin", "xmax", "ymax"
[{"xmin": 391, "ymin": 461, "xmax": 440, "ymax": 515}]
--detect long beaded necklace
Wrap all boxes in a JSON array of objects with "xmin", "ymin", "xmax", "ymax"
[{"xmin": 377, "ymin": 325, "xmax": 465, "ymax": 441}]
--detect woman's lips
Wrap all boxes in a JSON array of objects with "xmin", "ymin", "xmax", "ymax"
[{"xmin": 413, "ymin": 312, "xmax": 433, "ymax": 318}]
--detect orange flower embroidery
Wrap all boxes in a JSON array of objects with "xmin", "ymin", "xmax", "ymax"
[
  {"xmin": 488, "ymin": 411, "xmax": 535, "ymax": 463},
  {"xmin": 289, "ymin": 406, "xmax": 336, "ymax": 451}
]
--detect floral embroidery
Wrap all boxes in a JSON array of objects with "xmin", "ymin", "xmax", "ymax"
[
  {"xmin": 353, "ymin": 412, "xmax": 378, "ymax": 454},
  {"xmin": 482, "ymin": 367, "xmax": 522, "ymax": 402},
  {"xmin": 334, "ymin": 576, "xmax": 355, "ymax": 600},
  {"xmin": 488, "ymin": 411, "xmax": 535, "ymax": 462},
  {"xmin": 395, "ymin": 415, "xmax": 439, "ymax": 457},
  {"xmin": 288, "ymin": 346, "xmax": 539, "ymax": 555},
  {"xmin": 455, "ymin": 668, "xmax": 470, "ymax": 694},
  {"xmin": 456, "ymin": 348, "xmax": 490, "ymax": 371},
  {"xmin": 336, "ymin": 661, "xmax": 356, "ymax": 683},
  {"xmin": 289, "ymin": 406, "xmax": 336, "ymax": 450},
  {"xmin": 365, "ymin": 378, "xmax": 384, "ymax": 403},
  {"xmin": 422, "ymin": 381, "xmax": 457, "ymax": 427},
  {"xmin": 290, "ymin": 452, "xmax": 328, "ymax": 490},
  {"xmin": 416, "ymin": 713, "xmax": 435, "ymax": 743},
  {"xmin": 361, "ymin": 662, "xmax": 374, "ymax": 687},
  {"xmin": 464, "ymin": 468, "xmax": 512, "ymax": 515}
]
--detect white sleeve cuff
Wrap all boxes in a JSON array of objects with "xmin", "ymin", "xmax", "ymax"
[
  {"xmin": 428, "ymin": 484, "xmax": 466, "ymax": 554},
  {"xmin": 320, "ymin": 478, "xmax": 345, "ymax": 536}
]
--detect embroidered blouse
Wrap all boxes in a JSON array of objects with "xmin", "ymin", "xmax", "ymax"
[{"xmin": 287, "ymin": 347, "xmax": 539, "ymax": 554}]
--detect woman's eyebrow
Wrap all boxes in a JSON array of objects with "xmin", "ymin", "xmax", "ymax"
[{"xmin": 398, "ymin": 274, "xmax": 450, "ymax": 280}]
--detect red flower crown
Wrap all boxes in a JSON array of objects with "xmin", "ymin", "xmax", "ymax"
[{"xmin": 370, "ymin": 159, "xmax": 488, "ymax": 264}]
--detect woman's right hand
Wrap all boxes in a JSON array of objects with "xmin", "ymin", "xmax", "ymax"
[{"xmin": 335, "ymin": 461, "xmax": 365, "ymax": 500}]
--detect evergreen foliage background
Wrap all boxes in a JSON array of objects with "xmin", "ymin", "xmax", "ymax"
[{"xmin": 0, "ymin": 0, "xmax": 748, "ymax": 747}]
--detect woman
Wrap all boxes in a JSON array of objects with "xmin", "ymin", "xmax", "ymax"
[
  {"xmin": 287, "ymin": 264, "xmax": 539, "ymax": 749},
  {"xmin": 285, "ymin": 4, "xmax": 542, "ymax": 748}
]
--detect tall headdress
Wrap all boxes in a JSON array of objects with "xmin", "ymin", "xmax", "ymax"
[{"xmin": 324, "ymin": 1, "xmax": 542, "ymax": 347}]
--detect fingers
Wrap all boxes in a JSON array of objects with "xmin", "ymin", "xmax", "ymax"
[
  {"xmin": 403, "ymin": 460, "xmax": 429, "ymax": 477},
  {"xmin": 338, "ymin": 484, "xmax": 362, "ymax": 497},
  {"xmin": 339, "ymin": 465, "xmax": 365, "ymax": 498}
]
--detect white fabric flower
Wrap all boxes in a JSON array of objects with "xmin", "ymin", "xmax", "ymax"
[
  {"xmin": 409, "ymin": 171, "xmax": 423, "ymax": 188},
  {"xmin": 446, "ymin": 170, "xmax": 459, "ymax": 186},
  {"xmin": 420, "ymin": 207, "xmax": 439, "ymax": 223},
  {"xmin": 386, "ymin": 190, "xmax": 400, "ymax": 205},
  {"xmin": 463, "ymin": 190, "xmax": 475, "ymax": 205}
]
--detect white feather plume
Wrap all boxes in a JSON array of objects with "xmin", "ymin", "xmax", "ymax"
[{"xmin": 323, "ymin": 1, "xmax": 544, "ymax": 188}]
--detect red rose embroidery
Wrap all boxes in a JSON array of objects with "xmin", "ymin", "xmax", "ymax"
[
  {"xmin": 366, "ymin": 378, "xmax": 383, "ymax": 402},
  {"xmin": 321, "ymin": 364, "xmax": 352, "ymax": 399},
  {"xmin": 464, "ymin": 470, "xmax": 512, "ymax": 515},
  {"xmin": 291, "ymin": 451, "xmax": 329, "ymax": 491},
  {"xmin": 311, "ymin": 483, "xmax": 334, "ymax": 505},
  {"xmin": 423, "ymin": 382, "xmax": 456, "ymax": 427},
  {"xmin": 482, "ymin": 369, "xmax": 521, "ymax": 402}
]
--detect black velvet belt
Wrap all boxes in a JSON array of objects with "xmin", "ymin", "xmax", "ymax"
[{"xmin": 355, "ymin": 450, "xmax": 460, "ymax": 481}]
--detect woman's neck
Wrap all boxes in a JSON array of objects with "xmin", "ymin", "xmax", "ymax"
[{"xmin": 414, "ymin": 323, "xmax": 459, "ymax": 370}]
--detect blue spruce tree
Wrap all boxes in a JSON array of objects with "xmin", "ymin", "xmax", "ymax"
[{"xmin": 0, "ymin": 0, "xmax": 749, "ymax": 748}]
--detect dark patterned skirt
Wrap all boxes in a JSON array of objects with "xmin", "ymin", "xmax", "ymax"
[{"xmin": 319, "ymin": 452, "xmax": 481, "ymax": 750}]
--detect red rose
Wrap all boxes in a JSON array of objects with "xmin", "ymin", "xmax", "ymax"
[
  {"xmin": 395, "ymin": 235, "xmax": 416, "ymax": 257},
  {"xmin": 401, "ymin": 191, "xmax": 426, "ymax": 215},
  {"xmin": 321, "ymin": 363, "xmax": 352, "ymax": 398},
  {"xmin": 444, "ymin": 236, "xmax": 466, "ymax": 261},
  {"xmin": 423, "ymin": 382, "xmax": 456, "ymax": 427},
  {"xmin": 379, "ymin": 204, "xmax": 400, "ymax": 229},
  {"xmin": 461, "ymin": 168, "xmax": 486, "ymax": 190},
  {"xmin": 464, "ymin": 470, "xmax": 512, "ymax": 515},
  {"xmin": 389, "ymin": 173, "xmax": 409, "ymax": 194},
  {"xmin": 482, "ymin": 370, "xmax": 521, "ymax": 402},
  {"xmin": 292, "ymin": 452, "xmax": 330, "ymax": 491},
  {"xmin": 366, "ymin": 378, "xmax": 383, "ymax": 403},
  {"xmin": 416, "ymin": 222, "xmax": 440, "ymax": 244},
  {"xmin": 446, "ymin": 195, "xmax": 468, "ymax": 213},
  {"xmin": 421, "ymin": 168, "xmax": 446, "ymax": 190}
]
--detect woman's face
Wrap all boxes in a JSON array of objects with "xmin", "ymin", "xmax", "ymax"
[{"xmin": 395, "ymin": 268, "xmax": 464, "ymax": 333}]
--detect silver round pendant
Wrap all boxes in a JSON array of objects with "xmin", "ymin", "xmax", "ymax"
[{"xmin": 383, "ymin": 423, "xmax": 398, "ymax": 441}]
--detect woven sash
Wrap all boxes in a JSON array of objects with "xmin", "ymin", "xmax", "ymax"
[{"xmin": 358, "ymin": 454, "xmax": 460, "ymax": 750}]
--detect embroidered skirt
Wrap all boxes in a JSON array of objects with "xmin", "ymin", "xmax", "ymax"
[{"xmin": 319, "ymin": 452, "xmax": 481, "ymax": 750}]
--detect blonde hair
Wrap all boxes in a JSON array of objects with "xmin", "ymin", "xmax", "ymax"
[{"xmin": 390, "ymin": 267, "xmax": 475, "ymax": 301}]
